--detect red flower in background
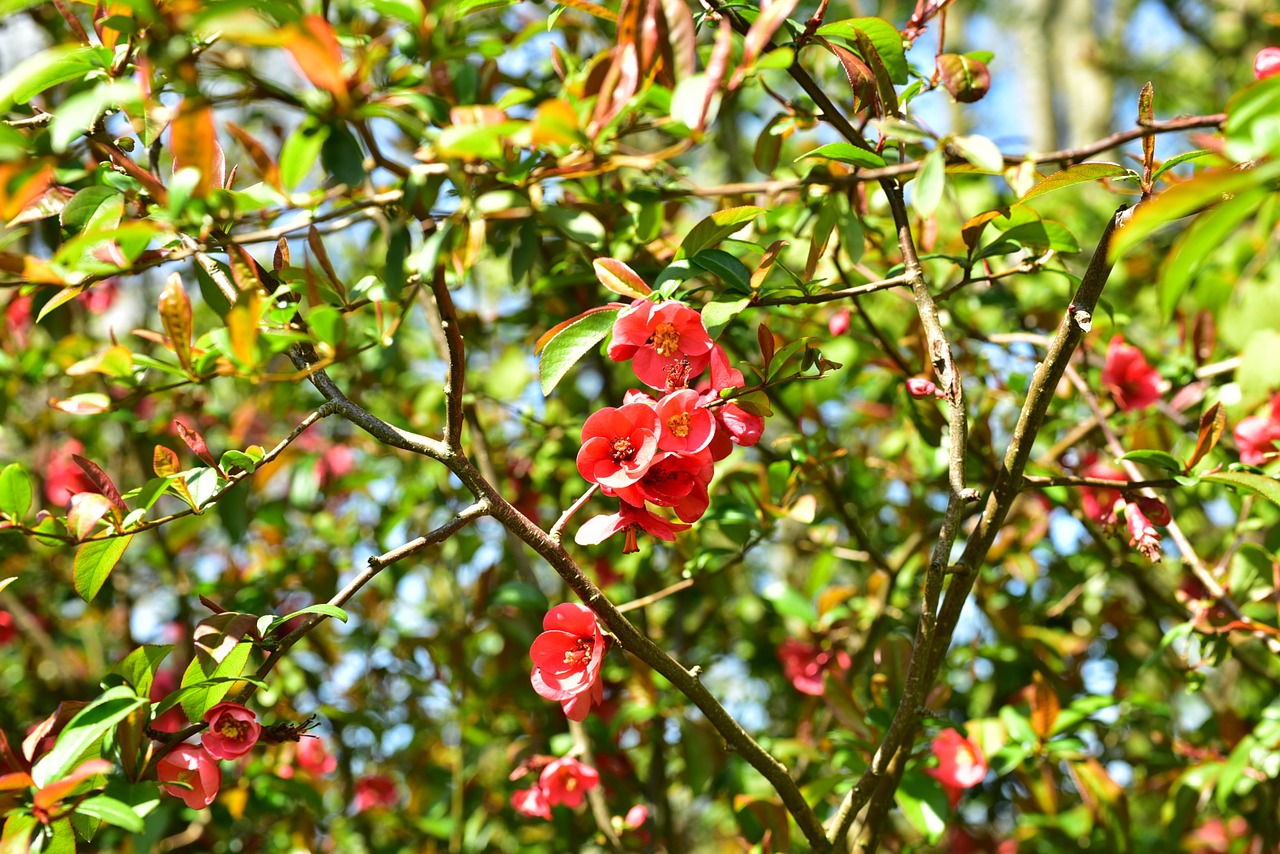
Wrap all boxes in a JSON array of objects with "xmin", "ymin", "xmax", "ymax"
[
  {"xmin": 907, "ymin": 377, "xmax": 942, "ymax": 399},
  {"xmin": 829, "ymin": 309, "xmax": 850, "ymax": 337},
  {"xmin": 158, "ymin": 744, "xmax": 222, "ymax": 810},
  {"xmin": 1100, "ymin": 336, "xmax": 1161, "ymax": 412},
  {"xmin": 296, "ymin": 736, "xmax": 338, "ymax": 776},
  {"xmin": 608, "ymin": 299, "xmax": 713, "ymax": 390},
  {"xmin": 44, "ymin": 440, "xmax": 95, "ymax": 506},
  {"xmin": 927, "ymin": 728, "xmax": 987, "ymax": 807},
  {"xmin": 353, "ymin": 774, "xmax": 399, "ymax": 812},
  {"xmin": 201, "ymin": 702, "xmax": 260, "ymax": 761},
  {"xmin": 530, "ymin": 603, "xmax": 606, "ymax": 721},
  {"xmin": 777, "ymin": 639, "xmax": 851, "ymax": 696},
  {"xmin": 1078, "ymin": 457, "xmax": 1126, "ymax": 523},
  {"xmin": 0, "ymin": 611, "xmax": 14, "ymax": 645},
  {"xmin": 538, "ymin": 756, "xmax": 600, "ymax": 808},
  {"xmin": 149, "ymin": 669, "xmax": 188, "ymax": 734},
  {"xmin": 576, "ymin": 403, "xmax": 661, "ymax": 488},
  {"xmin": 1255, "ymin": 47, "xmax": 1280, "ymax": 80},
  {"xmin": 511, "ymin": 785, "xmax": 552, "ymax": 819},
  {"xmin": 1234, "ymin": 394, "xmax": 1280, "ymax": 466},
  {"xmin": 1123, "ymin": 499, "xmax": 1162, "ymax": 563}
]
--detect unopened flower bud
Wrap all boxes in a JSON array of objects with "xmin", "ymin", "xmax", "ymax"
[
  {"xmin": 1255, "ymin": 47, "xmax": 1280, "ymax": 81},
  {"xmin": 907, "ymin": 377, "xmax": 940, "ymax": 399}
]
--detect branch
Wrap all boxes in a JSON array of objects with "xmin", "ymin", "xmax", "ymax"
[{"xmin": 1021, "ymin": 475, "xmax": 1182, "ymax": 490}]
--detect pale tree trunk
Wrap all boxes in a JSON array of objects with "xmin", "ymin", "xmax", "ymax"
[
  {"xmin": 1051, "ymin": 0, "xmax": 1115, "ymax": 148},
  {"xmin": 1013, "ymin": 0, "xmax": 1059, "ymax": 152}
]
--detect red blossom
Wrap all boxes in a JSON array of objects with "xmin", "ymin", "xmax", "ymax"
[
  {"xmin": 1100, "ymin": 336, "xmax": 1162, "ymax": 412},
  {"xmin": 1234, "ymin": 394, "xmax": 1280, "ymax": 466},
  {"xmin": 296, "ymin": 736, "xmax": 338, "ymax": 777},
  {"xmin": 201, "ymin": 702, "xmax": 260, "ymax": 761},
  {"xmin": 1255, "ymin": 47, "xmax": 1280, "ymax": 80},
  {"xmin": 700, "ymin": 345, "xmax": 765, "ymax": 458},
  {"xmin": 0, "ymin": 611, "xmax": 13, "ymax": 645},
  {"xmin": 511, "ymin": 785, "xmax": 552, "ymax": 819},
  {"xmin": 158, "ymin": 744, "xmax": 221, "ymax": 810},
  {"xmin": 1078, "ymin": 457, "xmax": 1126, "ymax": 523},
  {"xmin": 777, "ymin": 639, "xmax": 851, "ymax": 696},
  {"xmin": 624, "ymin": 804, "xmax": 649, "ymax": 828},
  {"xmin": 538, "ymin": 756, "xmax": 600, "ymax": 808},
  {"xmin": 907, "ymin": 377, "xmax": 942, "ymax": 399},
  {"xmin": 654, "ymin": 389, "xmax": 715, "ymax": 453},
  {"xmin": 43, "ymin": 440, "xmax": 95, "ymax": 506},
  {"xmin": 926, "ymin": 728, "xmax": 987, "ymax": 808},
  {"xmin": 610, "ymin": 449, "xmax": 715, "ymax": 523},
  {"xmin": 1123, "ymin": 499, "xmax": 1162, "ymax": 563},
  {"xmin": 575, "ymin": 502, "xmax": 691, "ymax": 554},
  {"xmin": 608, "ymin": 299, "xmax": 713, "ymax": 390},
  {"xmin": 149, "ymin": 669, "xmax": 188, "ymax": 734},
  {"xmin": 576, "ymin": 403, "xmax": 661, "ymax": 488},
  {"xmin": 829, "ymin": 309, "xmax": 850, "ymax": 337},
  {"xmin": 530, "ymin": 603, "xmax": 606, "ymax": 721},
  {"xmin": 353, "ymin": 774, "xmax": 399, "ymax": 812}
]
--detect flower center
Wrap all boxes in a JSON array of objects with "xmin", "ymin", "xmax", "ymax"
[
  {"xmin": 563, "ymin": 637, "xmax": 593, "ymax": 667},
  {"xmin": 610, "ymin": 437, "xmax": 636, "ymax": 462},
  {"xmin": 651, "ymin": 322, "xmax": 680, "ymax": 357},
  {"xmin": 219, "ymin": 719, "xmax": 249, "ymax": 740},
  {"xmin": 666, "ymin": 412, "xmax": 691, "ymax": 438},
  {"xmin": 566, "ymin": 777, "xmax": 578, "ymax": 791}
]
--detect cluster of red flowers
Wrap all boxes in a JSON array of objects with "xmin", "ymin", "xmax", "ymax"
[
  {"xmin": 157, "ymin": 702, "xmax": 261, "ymax": 809},
  {"xmin": 776, "ymin": 638, "xmax": 851, "ymax": 696},
  {"xmin": 1234, "ymin": 393, "xmax": 1280, "ymax": 467},
  {"xmin": 509, "ymin": 755, "xmax": 601, "ymax": 820},
  {"xmin": 1076, "ymin": 455, "xmax": 1171, "ymax": 563},
  {"xmin": 575, "ymin": 298, "xmax": 765, "ymax": 553}
]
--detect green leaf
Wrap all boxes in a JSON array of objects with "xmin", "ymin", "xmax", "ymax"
[
  {"xmin": 976, "ymin": 220, "xmax": 1079, "ymax": 257},
  {"xmin": 180, "ymin": 641, "xmax": 252, "ymax": 721},
  {"xmin": 815, "ymin": 17, "xmax": 907, "ymax": 84},
  {"xmin": 952, "ymin": 134, "xmax": 1003, "ymax": 172},
  {"xmin": 491, "ymin": 582, "xmax": 549, "ymax": 612},
  {"xmin": 60, "ymin": 187, "xmax": 120, "ymax": 232},
  {"xmin": 268, "ymin": 604, "xmax": 348, "ymax": 633},
  {"xmin": 1000, "ymin": 706, "xmax": 1038, "ymax": 745},
  {"xmin": 1117, "ymin": 450, "xmax": 1184, "ymax": 474},
  {"xmin": 912, "ymin": 150, "xmax": 945, "ymax": 219},
  {"xmin": 796, "ymin": 142, "xmax": 886, "ymax": 170},
  {"xmin": 1157, "ymin": 189, "xmax": 1262, "ymax": 320},
  {"xmin": 279, "ymin": 119, "xmax": 330, "ymax": 191},
  {"xmin": 1052, "ymin": 695, "xmax": 1117, "ymax": 736},
  {"xmin": 0, "ymin": 463, "xmax": 33, "ymax": 521},
  {"xmin": 1203, "ymin": 471, "xmax": 1280, "ymax": 507},
  {"xmin": 538, "ymin": 308, "xmax": 620, "ymax": 396},
  {"xmin": 31, "ymin": 686, "xmax": 146, "ymax": 788},
  {"xmin": 1151, "ymin": 149, "xmax": 1216, "ymax": 183},
  {"xmin": 895, "ymin": 771, "xmax": 949, "ymax": 844},
  {"xmin": 0, "ymin": 45, "xmax": 106, "ymax": 109},
  {"xmin": 677, "ymin": 206, "xmax": 763, "ymax": 259},
  {"xmin": 701, "ymin": 297, "xmax": 751, "ymax": 340},
  {"xmin": 690, "ymin": 249, "xmax": 753, "ymax": 294},
  {"xmin": 761, "ymin": 581, "xmax": 816, "ymax": 624},
  {"xmin": 1019, "ymin": 162, "xmax": 1131, "ymax": 203},
  {"xmin": 1216, "ymin": 734, "xmax": 1257, "ymax": 811},
  {"xmin": 74, "ymin": 795, "xmax": 145, "ymax": 833},
  {"xmin": 320, "ymin": 126, "xmax": 367, "ymax": 188},
  {"xmin": 540, "ymin": 206, "xmax": 606, "ymax": 249},
  {"xmin": 73, "ymin": 535, "xmax": 134, "ymax": 603},
  {"xmin": 50, "ymin": 81, "xmax": 143, "ymax": 153},
  {"xmin": 108, "ymin": 645, "xmax": 174, "ymax": 699}
]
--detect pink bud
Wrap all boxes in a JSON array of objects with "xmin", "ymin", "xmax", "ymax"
[
  {"xmin": 828, "ymin": 309, "xmax": 850, "ymax": 337},
  {"xmin": 1134, "ymin": 496, "xmax": 1171, "ymax": 527},
  {"xmin": 1255, "ymin": 47, "xmax": 1280, "ymax": 81},
  {"xmin": 906, "ymin": 377, "xmax": 940, "ymax": 399}
]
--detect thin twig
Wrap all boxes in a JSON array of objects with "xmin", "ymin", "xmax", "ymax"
[
  {"xmin": 550, "ymin": 485, "xmax": 600, "ymax": 544},
  {"xmin": 617, "ymin": 578, "xmax": 695, "ymax": 614},
  {"xmin": 568, "ymin": 719, "xmax": 624, "ymax": 851}
]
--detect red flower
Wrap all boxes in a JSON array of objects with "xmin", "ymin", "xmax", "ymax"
[
  {"xmin": 296, "ymin": 736, "xmax": 338, "ymax": 777},
  {"xmin": 158, "ymin": 744, "xmax": 222, "ymax": 810},
  {"xmin": 149, "ymin": 669, "xmax": 188, "ymax": 734},
  {"xmin": 511, "ymin": 785, "xmax": 552, "ymax": 819},
  {"xmin": 1123, "ymin": 499, "xmax": 1162, "ymax": 563},
  {"xmin": 1255, "ymin": 47, "xmax": 1280, "ymax": 80},
  {"xmin": 0, "ymin": 611, "xmax": 13, "ymax": 645},
  {"xmin": 611, "ymin": 449, "xmax": 715, "ymax": 523},
  {"xmin": 654, "ymin": 389, "xmax": 715, "ymax": 454},
  {"xmin": 576, "ymin": 404, "xmax": 661, "ymax": 488},
  {"xmin": 926, "ymin": 728, "xmax": 986, "ymax": 807},
  {"xmin": 700, "ymin": 345, "xmax": 765, "ymax": 459},
  {"xmin": 201, "ymin": 702, "xmax": 260, "ymax": 761},
  {"xmin": 624, "ymin": 804, "xmax": 649, "ymax": 828},
  {"xmin": 575, "ymin": 502, "xmax": 691, "ymax": 554},
  {"xmin": 829, "ymin": 309, "xmax": 850, "ymax": 337},
  {"xmin": 777, "ymin": 639, "xmax": 851, "ymax": 696},
  {"xmin": 1078, "ymin": 457, "xmax": 1126, "ymax": 523},
  {"xmin": 530, "ymin": 603, "xmax": 606, "ymax": 721},
  {"xmin": 1234, "ymin": 394, "xmax": 1280, "ymax": 466},
  {"xmin": 353, "ymin": 774, "xmax": 399, "ymax": 812},
  {"xmin": 43, "ymin": 440, "xmax": 95, "ymax": 506},
  {"xmin": 538, "ymin": 756, "xmax": 600, "ymax": 808},
  {"xmin": 1100, "ymin": 336, "xmax": 1161, "ymax": 412},
  {"xmin": 608, "ymin": 299, "xmax": 713, "ymax": 390}
]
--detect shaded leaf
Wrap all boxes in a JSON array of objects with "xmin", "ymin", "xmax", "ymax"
[
  {"xmin": 73, "ymin": 534, "xmax": 133, "ymax": 602},
  {"xmin": 677, "ymin": 206, "xmax": 762, "ymax": 259},
  {"xmin": 158, "ymin": 272, "xmax": 194, "ymax": 375},
  {"xmin": 538, "ymin": 308, "xmax": 620, "ymax": 396},
  {"xmin": 1187, "ymin": 403, "xmax": 1226, "ymax": 470}
]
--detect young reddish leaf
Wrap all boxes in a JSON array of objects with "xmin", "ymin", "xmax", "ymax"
[
  {"xmin": 50, "ymin": 393, "xmax": 111, "ymax": 415},
  {"xmin": 751, "ymin": 240, "xmax": 788, "ymax": 292},
  {"xmin": 67, "ymin": 493, "xmax": 112, "ymax": 541},
  {"xmin": 592, "ymin": 258, "xmax": 651, "ymax": 299},
  {"xmin": 698, "ymin": 16, "xmax": 733, "ymax": 132},
  {"xmin": 273, "ymin": 237, "xmax": 289, "ymax": 272},
  {"xmin": 73, "ymin": 534, "xmax": 133, "ymax": 602},
  {"xmin": 1187, "ymin": 402, "xmax": 1226, "ymax": 470},
  {"xmin": 227, "ymin": 245, "xmax": 265, "ymax": 296},
  {"xmin": 226, "ymin": 286, "xmax": 262, "ymax": 368},
  {"xmin": 225, "ymin": 121, "xmax": 280, "ymax": 189},
  {"xmin": 1029, "ymin": 671, "xmax": 1060, "ymax": 740},
  {"xmin": 822, "ymin": 40, "xmax": 876, "ymax": 114},
  {"xmin": 175, "ymin": 421, "xmax": 225, "ymax": 476},
  {"xmin": 170, "ymin": 97, "xmax": 225, "ymax": 197},
  {"xmin": 32, "ymin": 759, "xmax": 112, "ymax": 811},
  {"xmin": 656, "ymin": 0, "xmax": 696, "ymax": 84},
  {"xmin": 936, "ymin": 53, "xmax": 991, "ymax": 104},
  {"xmin": 71, "ymin": 456, "xmax": 127, "ymax": 520},
  {"xmin": 1138, "ymin": 81, "xmax": 1155, "ymax": 189},
  {"xmin": 283, "ymin": 15, "xmax": 350, "ymax": 104},
  {"xmin": 758, "ymin": 323, "xmax": 776, "ymax": 370},
  {"xmin": 307, "ymin": 226, "xmax": 345, "ymax": 300},
  {"xmin": 158, "ymin": 272, "xmax": 194, "ymax": 375},
  {"xmin": 553, "ymin": 0, "xmax": 617, "ymax": 21}
]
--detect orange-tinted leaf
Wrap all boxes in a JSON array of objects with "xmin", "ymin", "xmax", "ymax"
[
  {"xmin": 170, "ymin": 98, "xmax": 224, "ymax": 197},
  {"xmin": 32, "ymin": 759, "xmax": 112, "ymax": 811},
  {"xmin": 225, "ymin": 121, "xmax": 280, "ymax": 189},
  {"xmin": 593, "ymin": 258, "xmax": 650, "ymax": 299},
  {"xmin": 1029, "ymin": 671, "xmax": 1060, "ymax": 740},
  {"xmin": 658, "ymin": 0, "xmax": 696, "ymax": 83},
  {"xmin": 307, "ymin": 226, "xmax": 344, "ymax": 299},
  {"xmin": 226, "ymin": 286, "xmax": 262, "ymax": 368},
  {"xmin": 1187, "ymin": 402, "xmax": 1226, "ymax": 470},
  {"xmin": 0, "ymin": 771, "xmax": 35, "ymax": 792},
  {"xmin": 699, "ymin": 16, "xmax": 733, "ymax": 131},
  {"xmin": 159, "ymin": 272, "xmax": 194, "ymax": 375},
  {"xmin": 283, "ymin": 15, "xmax": 349, "ymax": 104},
  {"xmin": 175, "ymin": 421, "xmax": 224, "ymax": 476},
  {"xmin": 0, "ymin": 163, "xmax": 56, "ymax": 221},
  {"xmin": 153, "ymin": 445, "xmax": 181, "ymax": 479},
  {"xmin": 751, "ymin": 240, "xmax": 787, "ymax": 291},
  {"xmin": 71, "ymin": 456, "xmax": 127, "ymax": 519},
  {"xmin": 273, "ymin": 237, "xmax": 289, "ymax": 272},
  {"xmin": 67, "ymin": 492, "xmax": 112, "ymax": 541}
]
